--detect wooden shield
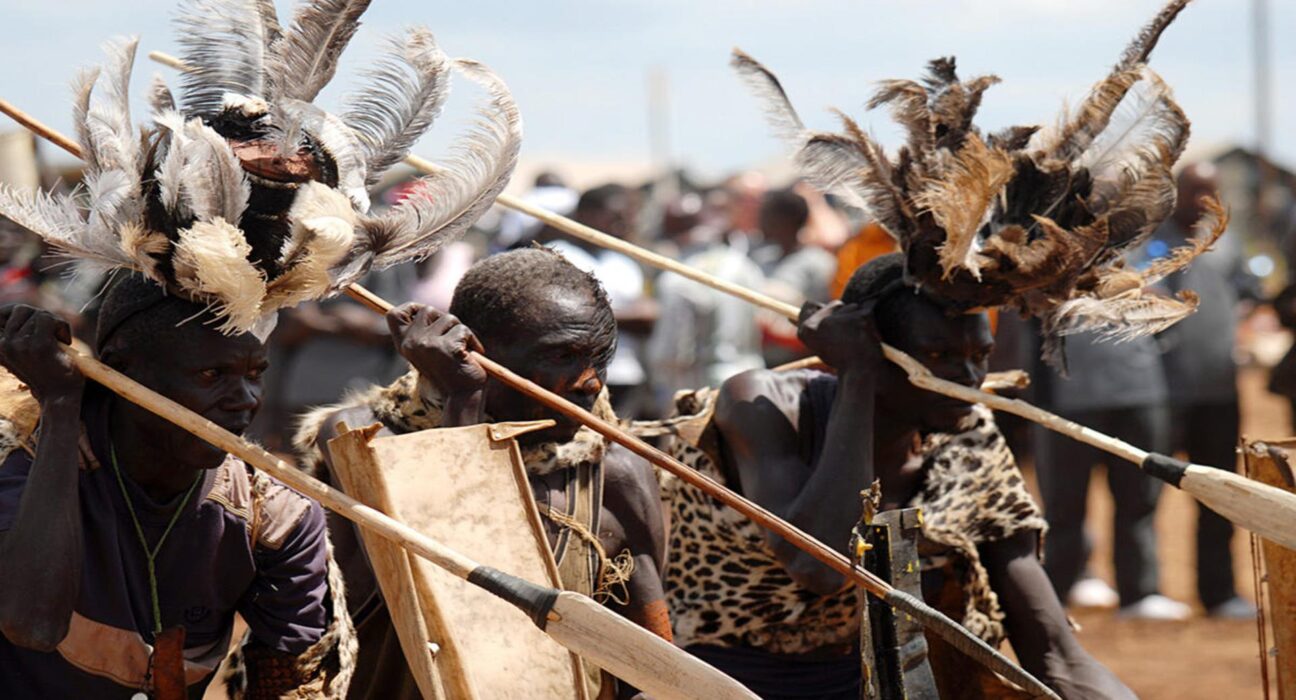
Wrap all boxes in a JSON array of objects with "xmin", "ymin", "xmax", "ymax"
[
  {"xmin": 1242, "ymin": 438, "xmax": 1296, "ymax": 700},
  {"xmin": 328, "ymin": 421, "xmax": 588, "ymax": 700}
]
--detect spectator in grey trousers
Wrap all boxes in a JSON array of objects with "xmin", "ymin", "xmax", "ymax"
[
  {"xmin": 1150, "ymin": 163, "xmax": 1260, "ymax": 618},
  {"xmin": 1035, "ymin": 329, "xmax": 1189, "ymax": 619}
]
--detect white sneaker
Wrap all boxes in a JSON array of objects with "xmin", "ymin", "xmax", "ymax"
[
  {"xmin": 1068, "ymin": 577, "xmax": 1119, "ymax": 608},
  {"xmin": 1117, "ymin": 594, "xmax": 1192, "ymax": 621}
]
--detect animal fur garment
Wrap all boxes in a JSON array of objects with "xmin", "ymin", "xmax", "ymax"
[
  {"xmin": 0, "ymin": 0, "xmax": 521, "ymax": 337},
  {"xmin": 733, "ymin": 0, "xmax": 1220, "ymax": 367}
]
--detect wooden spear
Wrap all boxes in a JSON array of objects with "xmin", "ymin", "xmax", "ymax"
[
  {"xmin": 136, "ymin": 52, "xmax": 1296, "ymax": 554},
  {"xmin": 1, "ymin": 101, "xmax": 1059, "ymax": 698}
]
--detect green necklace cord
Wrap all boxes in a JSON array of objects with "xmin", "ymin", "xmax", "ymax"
[{"xmin": 109, "ymin": 445, "xmax": 203, "ymax": 637}]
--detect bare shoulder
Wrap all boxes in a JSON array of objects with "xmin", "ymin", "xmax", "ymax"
[{"xmin": 714, "ymin": 368, "xmax": 814, "ymax": 441}]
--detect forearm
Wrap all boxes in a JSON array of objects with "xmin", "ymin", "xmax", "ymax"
[
  {"xmin": 779, "ymin": 372, "xmax": 876, "ymax": 555},
  {"xmin": 0, "ymin": 395, "xmax": 84, "ymax": 650},
  {"xmin": 439, "ymin": 389, "xmax": 485, "ymax": 428}
]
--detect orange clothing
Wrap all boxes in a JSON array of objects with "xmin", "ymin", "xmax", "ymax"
[{"xmin": 831, "ymin": 223, "xmax": 899, "ymax": 299}]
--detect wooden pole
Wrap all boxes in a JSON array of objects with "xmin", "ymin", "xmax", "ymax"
[{"xmin": 0, "ymin": 101, "xmax": 1056, "ymax": 696}]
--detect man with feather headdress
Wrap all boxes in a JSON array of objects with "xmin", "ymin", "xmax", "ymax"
[
  {"xmin": 649, "ymin": 0, "xmax": 1223, "ymax": 697},
  {"xmin": 295, "ymin": 247, "xmax": 671, "ymax": 700},
  {"xmin": 0, "ymin": 0, "xmax": 523, "ymax": 697}
]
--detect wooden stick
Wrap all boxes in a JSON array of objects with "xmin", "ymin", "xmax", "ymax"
[{"xmin": 64, "ymin": 346, "xmax": 755, "ymax": 700}]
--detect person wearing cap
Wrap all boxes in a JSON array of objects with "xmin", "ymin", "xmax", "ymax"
[{"xmin": 0, "ymin": 276, "xmax": 352, "ymax": 699}]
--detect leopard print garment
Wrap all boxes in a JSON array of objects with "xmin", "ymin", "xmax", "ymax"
[{"xmin": 650, "ymin": 387, "xmax": 1046, "ymax": 653}]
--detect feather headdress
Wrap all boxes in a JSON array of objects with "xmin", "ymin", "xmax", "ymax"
[
  {"xmin": 734, "ymin": 0, "xmax": 1221, "ymax": 366},
  {"xmin": 0, "ymin": 0, "xmax": 521, "ymax": 336}
]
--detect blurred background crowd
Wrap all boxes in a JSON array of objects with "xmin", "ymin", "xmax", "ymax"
[{"xmin": 3, "ymin": 124, "xmax": 1296, "ymax": 693}]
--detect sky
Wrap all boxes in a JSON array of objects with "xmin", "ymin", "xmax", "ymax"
[{"xmin": 0, "ymin": 0, "xmax": 1290, "ymax": 183}]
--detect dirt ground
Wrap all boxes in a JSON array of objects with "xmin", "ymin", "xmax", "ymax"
[{"xmin": 1024, "ymin": 366, "xmax": 1284, "ymax": 700}]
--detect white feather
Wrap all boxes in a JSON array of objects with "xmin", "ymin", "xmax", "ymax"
[
  {"xmin": 172, "ymin": 218, "xmax": 267, "ymax": 334},
  {"xmin": 343, "ymin": 27, "xmax": 451, "ymax": 185},
  {"xmin": 279, "ymin": 99, "xmax": 370, "ymax": 211},
  {"xmin": 175, "ymin": 0, "xmax": 271, "ymax": 115},
  {"xmin": 268, "ymin": 0, "xmax": 372, "ymax": 104},
  {"xmin": 0, "ymin": 185, "xmax": 135, "ymax": 272},
  {"xmin": 350, "ymin": 58, "xmax": 521, "ymax": 281},
  {"xmin": 152, "ymin": 111, "xmax": 191, "ymax": 218},
  {"xmin": 179, "ymin": 119, "xmax": 250, "ymax": 225}
]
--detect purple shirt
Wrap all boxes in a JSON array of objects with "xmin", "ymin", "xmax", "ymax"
[{"xmin": 0, "ymin": 393, "xmax": 330, "ymax": 698}]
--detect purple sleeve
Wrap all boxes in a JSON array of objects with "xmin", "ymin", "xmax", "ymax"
[
  {"xmin": 0, "ymin": 450, "xmax": 33, "ymax": 532},
  {"xmin": 238, "ymin": 500, "xmax": 331, "ymax": 655}
]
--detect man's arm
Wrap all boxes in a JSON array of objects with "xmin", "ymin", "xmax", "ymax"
[
  {"xmin": 713, "ymin": 302, "xmax": 884, "ymax": 595},
  {"xmin": 0, "ymin": 305, "xmax": 86, "ymax": 651},
  {"xmin": 980, "ymin": 532, "xmax": 1136, "ymax": 700}
]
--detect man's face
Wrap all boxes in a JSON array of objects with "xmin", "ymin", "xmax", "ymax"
[
  {"xmin": 480, "ymin": 285, "xmax": 610, "ymax": 444},
  {"xmin": 115, "ymin": 323, "xmax": 269, "ymax": 468},
  {"xmin": 878, "ymin": 297, "xmax": 993, "ymax": 433}
]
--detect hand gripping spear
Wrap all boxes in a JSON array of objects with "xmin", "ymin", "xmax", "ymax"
[{"xmin": 1, "ymin": 102, "xmax": 1061, "ymax": 697}]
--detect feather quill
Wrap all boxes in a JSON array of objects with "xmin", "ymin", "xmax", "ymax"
[
  {"xmin": 343, "ymin": 27, "xmax": 452, "ymax": 185},
  {"xmin": 71, "ymin": 67, "xmax": 102, "ymax": 172},
  {"xmin": 352, "ymin": 58, "xmax": 521, "ymax": 279},
  {"xmin": 269, "ymin": 0, "xmax": 372, "ymax": 104},
  {"xmin": 175, "ymin": 0, "xmax": 270, "ymax": 115}
]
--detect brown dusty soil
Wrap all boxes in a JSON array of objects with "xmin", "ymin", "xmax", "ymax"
[{"xmin": 1020, "ymin": 366, "xmax": 1281, "ymax": 700}]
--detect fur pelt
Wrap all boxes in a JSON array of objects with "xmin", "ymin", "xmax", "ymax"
[{"xmin": 733, "ymin": 0, "xmax": 1215, "ymax": 367}]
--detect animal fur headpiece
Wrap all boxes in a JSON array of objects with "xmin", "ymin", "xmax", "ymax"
[
  {"xmin": 0, "ymin": 0, "xmax": 521, "ymax": 337},
  {"xmin": 734, "ymin": 0, "xmax": 1223, "ymax": 365}
]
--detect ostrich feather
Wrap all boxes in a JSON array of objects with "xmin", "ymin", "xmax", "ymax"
[
  {"xmin": 1116, "ymin": 0, "xmax": 1192, "ymax": 72},
  {"xmin": 868, "ymin": 79, "xmax": 934, "ymax": 164},
  {"xmin": 152, "ymin": 111, "xmax": 191, "ymax": 218},
  {"xmin": 118, "ymin": 222, "xmax": 171, "ymax": 283},
  {"xmin": 1139, "ymin": 196, "xmax": 1227, "ymax": 286},
  {"xmin": 0, "ymin": 185, "xmax": 134, "ymax": 272},
  {"xmin": 149, "ymin": 75, "xmax": 177, "ymax": 116},
  {"xmin": 729, "ymin": 50, "xmax": 906, "ymax": 227},
  {"xmin": 915, "ymin": 134, "xmax": 1014, "ymax": 279},
  {"xmin": 729, "ymin": 48, "xmax": 806, "ymax": 144},
  {"xmin": 71, "ymin": 67, "xmax": 102, "ymax": 172},
  {"xmin": 172, "ymin": 218, "xmax": 267, "ymax": 333},
  {"xmin": 279, "ymin": 99, "xmax": 370, "ymax": 210},
  {"xmin": 80, "ymin": 36, "xmax": 142, "ymax": 178},
  {"xmin": 84, "ymin": 169, "xmax": 142, "ymax": 239},
  {"xmin": 351, "ymin": 58, "xmax": 521, "ymax": 279},
  {"xmin": 343, "ymin": 27, "xmax": 452, "ymax": 185},
  {"xmin": 1077, "ymin": 69, "xmax": 1188, "ymax": 213},
  {"xmin": 1048, "ymin": 290, "xmax": 1198, "ymax": 342},
  {"xmin": 175, "ymin": 0, "xmax": 270, "ymax": 115},
  {"xmin": 1036, "ymin": 68, "xmax": 1143, "ymax": 163},
  {"xmin": 178, "ymin": 119, "xmax": 250, "ymax": 225},
  {"xmin": 264, "ymin": 183, "xmax": 356, "ymax": 309},
  {"xmin": 269, "ymin": 0, "xmax": 372, "ymax": 104},
  {"xmin": 254, "ymin": 0, "xmax": 282, "ymax": 49}
]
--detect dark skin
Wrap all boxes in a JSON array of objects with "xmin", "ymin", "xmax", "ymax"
[
  {"xmin": 713, "ymin": 296, "xmax": 1134, "ymax": 700},
  {"xmin": 314, "ymin": 287, "xmax": 667, "ymax": 700},
  {"xmin": 0, "ymin": 303, "xmax": 267, "ymax": 651}
]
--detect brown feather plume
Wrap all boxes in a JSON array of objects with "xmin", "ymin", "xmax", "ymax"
[{"xmin": 733, "ymin": 0, "xmax": 1210, "ymax": 368}]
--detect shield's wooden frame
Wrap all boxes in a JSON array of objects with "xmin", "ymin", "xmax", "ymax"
[{"xmin": 328, "ymin": 420, "xmax": 589, "ymax": 700}]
